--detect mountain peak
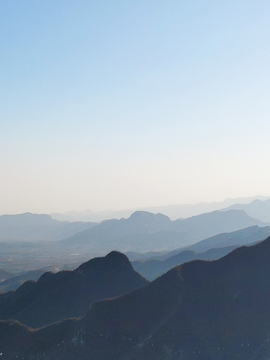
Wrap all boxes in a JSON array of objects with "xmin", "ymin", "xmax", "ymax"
[
  {"xmin": 76, "ymin": 251, "xmax": 133, "ymax": 274},
  {"xmin": 0, "ymin": 252, "xmax": 148, "ymax": 328},
  {"xmin": 105, "ymin": 251, "xmax": 133, "ymax": 270},
  {"xmin": 105, "ymin": 250, "xmax": 129, "ymax": 262},
  {"xmin": 129, "ymin": 211, "xmax": 169, "ymax": 220}
]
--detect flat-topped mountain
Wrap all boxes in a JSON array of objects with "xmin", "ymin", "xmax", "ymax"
[
  {"xmin": 0, "ymin": 212, "xmax": 97, "ymax": 241},
  {"xmin": 0, "ymin": 251, "xmax": 148, "ymax": 327},
  {"xmin": 61, "ymin": 209, "xmax": 266, "ymax": 252},
  {"xmin": 3, "ymin": 236, "xmax": 270, "ymax": 359}
]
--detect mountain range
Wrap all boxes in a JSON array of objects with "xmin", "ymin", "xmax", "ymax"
[
  {"xmin": 0, "ymin": 208, "xmax": 268, "ymax": 277},
  {"xmin": 0, "ymin": 266, "xmax": 59, "ymax": 293},
  {"xmin": 2, "ymin": 236, "xmax": 270, "ymax": 359},
  {"xmin": 223, "ymin": 198, "xmax": 270, "ymax": 223},
  {"xmin": 0, "ymin": 251, "xmax": 148, "ymax": 328},
  {"xmin": 50, "ymin": 195, "xmax": 270, "ymax": 222},
  {"xmin": 133, "ymin": 225, "xmax": 270, "ymax": 280},
  {"xmin": 132, "ymin": 245, "xmax": 239, "ymax": 280},
  {"xmin": 0, "ymin": 212, "xmax": 96, "ymax": 241},
  {"xmin": 60, "ymin": 209, "xmax": 267, "ymax": 252}
]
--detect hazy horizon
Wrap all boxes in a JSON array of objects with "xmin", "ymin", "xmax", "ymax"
[
  {"xmin": 1, "ymin": 194, "xmax": 269, "ymax": 218},
  {"xmin": 1, "ymin": 1, "xmax": 270, "ymax": 215}
]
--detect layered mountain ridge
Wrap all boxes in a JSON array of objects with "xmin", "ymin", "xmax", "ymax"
[
  {"xmin": 61, "ymin": 209, "xmax": 266, "ymax": 252},
  {"xmin": 0, "ymin": 212, "xmax": 97, "ymax": 241},
  {"xmin": 0, "ymin": 251, "xmax": 148, "ymax": 328},
  {"xmin": 2, "ymin": 237, "xmax": 270, "ymax": 359},
  {"xmin": 133, "ymin": 225, "xmax": 270, "ymax": 280}
]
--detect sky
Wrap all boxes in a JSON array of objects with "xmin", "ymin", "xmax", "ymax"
[{"xmin": 1, "ymin": 0, "xmax": 270, "ymax": 214}]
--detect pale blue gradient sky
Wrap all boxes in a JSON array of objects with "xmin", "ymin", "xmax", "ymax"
[{"xmin": 1, "ymin": 1, "xmax": 270, "ymax": 214}]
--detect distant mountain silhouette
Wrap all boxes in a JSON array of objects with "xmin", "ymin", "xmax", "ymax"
[
  {"xmin": 61, "ymin": 211, "xmax": 195, "ymax": 251},
  {"xmin": 50, "ymin": 195, "xmax": 269, "ymax": 222},
  {"xmin": 223, "ymin": 198, "xmax": 270, "ymax": 223},
  {"xmin": 158, "ymin": 225, "xmax": 270, "ymax": 261},
  {"xmin": 188, "ymin": 225, "xmax": 270, "ymax": 252},
  {"xmin": 0, "ymin": 251, "xmax": 148, "ymax": 327},
  {"xmin": 0, "ymin": 212, "xmax": 97, "ymax": 241},
  {"xmin": 132, "ymin": 245, "xmax": 238, "ymax": 280},
  {"xmin": 132, "ymin": 226, "xmax": 270, "ymax": 279},
  {"xmin": 3, "ymin": 236, "xmax": 270, "ymax": 359},
  {"xmin": 0, "ymin": 266, "xmax": 58, "ymax": 293},
  {"xmin": 0, "ymin": 269, "xmax": 13, "ymax": 282},
  {"xmin": 171, "ymin": 209, "xmax": 266, "ymax": 239},
  {"xmin": 61, "ymin": 209, "xmax": 266, "ymax": 252}
]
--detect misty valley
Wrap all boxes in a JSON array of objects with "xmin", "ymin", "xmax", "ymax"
[{"xmin": 0, "ymin": 198, "xmax": 270, "ymax": 359}]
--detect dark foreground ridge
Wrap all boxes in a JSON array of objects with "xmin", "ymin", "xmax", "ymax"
[
  {"xmin": 2, "ymin": 237, "xmax": 270, "ymax": 359},
  {"xmin": 0, "ymin": 251, "xmax": 148, "ymax": 327}
]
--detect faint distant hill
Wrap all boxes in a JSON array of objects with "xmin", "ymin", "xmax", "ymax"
[
  {"xmin": 4, "ymin": 236, "xmax": 270, "ymax": 359},
  {"xmin": 0, "ymin": 213, "xmax": 97, "ymax": 241},
  {"xmin": 132, "ymin": 245, "xmax": 238, "ymax": 280},
  {"xmin": 50, "ymin": 195, "xmax": 269, "ymax": 222},
  {"xmin": 51, "ymin": 209, "xmax": 133, "ymax": 222},
  {"xmin": 188, "ymin": 224, "xmax": 270, "ymax": 252},
  {"xmin": 60, "ymin": 209, "xmax": 266, "ymax": 252},
  {"xmin": 222, "ymin": 198, "xmax": 270, "ymax": 223},
  {"xmin": 0, "ymin": 269, "xmax": 13, "ymax": 282},
  {"xmin": 61, "ymin": 211, "xmax": 194, "ymax": 251},
  {"xmin": 132, "ymin": 225, "xmax": 270, "ymax": 280},
  {"xmin": 145, "ymin": 195, "xmax": 270, "ymax": 220},
  {"xmin": 0, "ymin": 251, "xmax": 148, "ymax": 327},
  {"xmin": 132, "ymin": 226, "xmax": 270, "ymax": 280},
  {"xmin": 0, "ymin": 266, "xmax": 58, "ymax": 293},
  {"xmin": 171, "ymin": 209, "xmax": 267, "ymax": 239},
  {"xmin": 161, "ymin": 225, "xmax": 270, "ymax": 259}
]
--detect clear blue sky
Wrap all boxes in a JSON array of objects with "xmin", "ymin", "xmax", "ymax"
[{"xmin": 1, "ymin": 1, "xmax": 270, "ymax": 214}]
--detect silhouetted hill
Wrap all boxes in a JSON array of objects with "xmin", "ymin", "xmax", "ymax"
[
  {"xmin": 0, "ymin": 251, "xmax": 148, "ymax": 327},
  {"xmin": 3, "ymin": 237, "xmax": 270, "ymax": 359},
  {"xmin": 61, "ymin": 209, "xmax": 265, "ymax": 252},
  {"xmin": 0, "ymin": 212, "xmax": 97, "ymax": 241}
]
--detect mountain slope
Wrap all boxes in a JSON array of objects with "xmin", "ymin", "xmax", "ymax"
[
  {"xmin": 60, "ymin": 209, "xmax": 265, "ymax": 252},
  {"xmin": 0, "ymin": 251, "xmax": 148, "ymax": 327},
  {"xmin": 0, "ymin": 212, "xmax": 97, "ymax": 241},
  {"xmin": 0, "ymin": 269, "xmax": 14, "ymax": 282},
  {"xmin": 172, "ymin": 209, "xmax": 266, "ymax": 239},
  {"xmin": 223, "ymin": 198, "xmax": 270, "ymax": 223},
  {"xmin": 0, "ymin": 267, "xmax": 58, "ymax": 293},
  {"xmin": 132, "ymin": 245, "xmax": 238, "ymax": 280},
  {"xmin": 189, "ymin": 224, "xmax": 270, "ymax": 252},
  {"xmin": 3, "ymin": 236, "xmax": 270, "ymax": 359},
  {"xmin": 132, "ymin": 225, "xmax": 270, "ymax": 280}
]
